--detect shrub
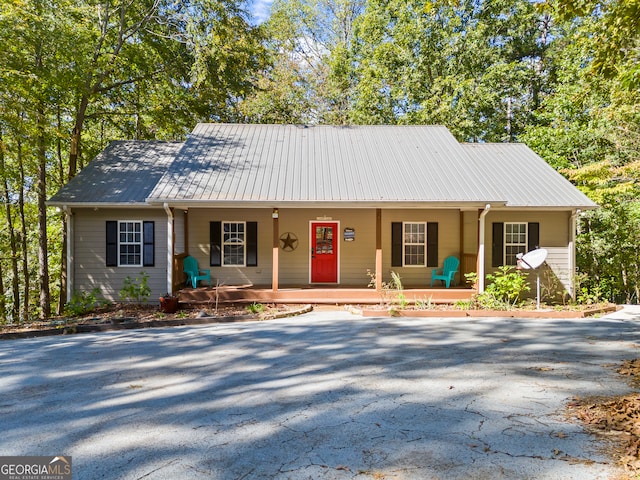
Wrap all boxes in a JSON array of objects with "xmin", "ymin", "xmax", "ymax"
[
  {"xmin": 119, "ymin": 272, "xmax": 151, "ymax": 303},
  {"xmin": 247, "ymin": 302, "xmax": 265, "ymax": 314},
  {"xmin": 415, "ymin": 297, "xmax": 434, "ymax": 310},
  {"xmin": 65, "ymin": 288, "xmax": 110, "ymax": 316},
  {"xmin": 467, "ymin": 267, "xmax": 531, "ymax": 310},
  {"xmin": 367, "ymin": 270, "xmax": 407, "ymax": 308}
]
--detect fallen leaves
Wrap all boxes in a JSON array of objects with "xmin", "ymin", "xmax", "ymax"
[{"xmin": 567, "ymin": 358, "xmax": 640, "ymax": 472}]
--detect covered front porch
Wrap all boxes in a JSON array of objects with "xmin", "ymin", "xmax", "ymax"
[{"xmin": 166, "ymin": 206, "xmax": 490, "ymax": 303}]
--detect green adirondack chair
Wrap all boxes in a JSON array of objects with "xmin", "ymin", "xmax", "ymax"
[
  {"xmin": 430, "ymin": 256, "xmax": 459, "ymax": 288},
  {"xmin": 183, "ymin": 255, "xmax": 212, "ymax": 288}
]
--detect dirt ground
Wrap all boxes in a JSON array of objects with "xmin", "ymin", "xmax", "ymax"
[{"xmin": 0, "ymin": 302, "xmax": 293, "ymax": 335}]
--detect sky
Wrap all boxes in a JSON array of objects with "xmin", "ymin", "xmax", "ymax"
[{"xmin": 248, "ymin": 0, "xmax": 274, "ymax": 24}]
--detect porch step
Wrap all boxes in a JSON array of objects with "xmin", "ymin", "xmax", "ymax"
[{"xmin": 178, "ymin": 286, "xmax": 474, "ymax": 305}]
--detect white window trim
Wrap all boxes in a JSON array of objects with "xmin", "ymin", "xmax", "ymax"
[
  {"xmin": 504, "ymin": 222, "xmax": 527, "ymax": 266},
  {"xmin": 222, "ymin": 221, "xmax": 246, "ymax": 267},
  {"xmin": 118, "ymin": 220, "xmax": 143, "ymax": 267},
  {"xmin": 402, "ymin": 221, "xmax": 426, "ymax": 267}
]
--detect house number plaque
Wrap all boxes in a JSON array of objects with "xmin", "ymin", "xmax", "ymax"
[{"xmin": 343, "ymin": 227, "xmax": 355, "ymax": 241}]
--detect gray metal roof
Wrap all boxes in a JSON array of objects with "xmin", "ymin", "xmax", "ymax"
[
  {"xmin": 461, "ymin": 143, "xmax": 597, "ymax": 208},
  {"xmin": 49, "ymin": 124, "xmax": 597, "ymax": 210},
  {"xmin": 147, "ymin": 123, "xmax": 506, "ymax": 206},
  {"xmin": 48, "ymin": 141, "xmax": 182, "ymax": 206}
]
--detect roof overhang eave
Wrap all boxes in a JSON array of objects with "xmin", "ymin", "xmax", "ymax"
[
  {"xmin": 145, "ymin": 198, "xmax": 510, "ymax": 209},
  {"xmin": 46, "ymin": 201, "xmax": 154, "ymax": 208},
  {"xmin": 496, "ymin": 203, "xmax": 599, "ymax": 211}
]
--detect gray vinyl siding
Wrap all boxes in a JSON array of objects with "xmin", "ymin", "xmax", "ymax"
[
  {"xmin": 187, "ymin": 208, "xmax": 273, "ymax": 286},
  {"xmin": 483, "ymin": 210, "xmax": 571, "ymax": 296},
  {"xmin": 382, "ymin": 210, "xmax": 460, "ymax": 288},
  {"xmin": 186, "ymin": 208, "xmax": 378, "ymax": 287},
  {"xmin": 281, "ymin": 209, "xmax": 377, "ymax": 286},
  {"xmin": 462, "ymin": 210, "xmax": 478, "ymax": 254},
  {"xmin": 72, "ymin": 208, "xmax": 168, "ymax": 303},
  {"xmin": 174, "ymin": 210, "xmax": 186, "ymax": 254},
  {"xmin": 544, "ymin": 247, "xmax": 572, "ymax": 296}
]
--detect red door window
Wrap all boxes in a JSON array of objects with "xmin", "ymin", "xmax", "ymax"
[{"xmin": 311, "ymin": 222, "xmax": 338, "ymax": 283}]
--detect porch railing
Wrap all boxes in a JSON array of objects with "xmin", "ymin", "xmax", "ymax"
[{"xmin": 172, "ymin": 253, "xmax": 188, "ymax": 293}]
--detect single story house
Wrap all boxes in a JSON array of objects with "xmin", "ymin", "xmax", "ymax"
[{"xmin": 48, "ymin": 123, "xmax": 597, "ymax": 303}]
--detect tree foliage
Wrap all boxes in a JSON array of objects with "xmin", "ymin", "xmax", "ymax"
[
  {"xmin": 1, "ymin": 0, "xmax": 639, "ymax": 320},
  {"xmin": 0, "ymin": 0, "xmax": 265, "ymax": 321}
]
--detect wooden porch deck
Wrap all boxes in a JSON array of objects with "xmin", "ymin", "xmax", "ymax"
[{"xmin": 178, "ymin": 285, "xmax": 475, "ymax": 305}]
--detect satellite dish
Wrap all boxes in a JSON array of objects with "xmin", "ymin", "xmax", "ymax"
[
  {"xmin": 516, "ymin": 248, "xmax": 548, "ymax": 270},
  {"xmin": 516, "ymin": 248, "xmax": 548, "ymax": 310}
]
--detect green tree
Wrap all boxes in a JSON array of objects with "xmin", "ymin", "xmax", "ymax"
[
  {"xmin": 522, "ymin": 0, "xmax": 640, "ymax": 303},
  {"xmin": 0, "ymin": 0, "xmax": 265, "ymax": 320},
  {"xmin": 241, "ymin": 0, "xmax": 364, "ymax": 124},
  {"xmin": 351, "ymin": 0, "xmax": 552, "ymax": 139}
]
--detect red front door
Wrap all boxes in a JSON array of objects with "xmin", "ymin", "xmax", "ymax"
[{"xmin": 311, "ymin": 222, "xmax": 338, "ymax": 283}]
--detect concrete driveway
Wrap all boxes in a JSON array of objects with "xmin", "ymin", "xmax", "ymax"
[{"xmin": 1, "ymin": 307, "xmax": 639, "ymax": 479}]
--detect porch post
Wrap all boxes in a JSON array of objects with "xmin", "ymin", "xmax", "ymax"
[
  {"xmin": 64, "ymin": 206, "xmax": 73, "ymax": 303},
  {"xmin": 164, "ymin": 203, "xmax": 174, "ymax": 294},
  {"xmin": 272, "ymin": 208, "xmax": 279, "ymax": 291},
  {"xmin": 568, "ymin": 209, "xmax": 580, "ymax": 300},
  {"xmin": 459, "ymin": 210, "xmax": 464, "ymax": 269},
  {"xmin": 477, "ymin": 204, "xmax": 491, "ymax": 293},
  {"xmin": 184, "ymin": 209, "xmax": 189, "ymax": 255},
  {"xmin": 376, "ymin": 208, "xmax": 382, "ymax": 291}
]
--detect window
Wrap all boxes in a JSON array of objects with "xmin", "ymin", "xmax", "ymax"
[
  {"xmin": 392, "ymin": 222, "xmax": 438, "ymax": 267},
  {"xmin": 403, "ymin": 222, "xmax": 426, "ymax": 266},
  {"xmin": 106, "ymin": 221, "xmax": 154, "ymax": 267},
  {"xmin": 223, "ymin": 221, "xmax": 246, "ymax": 266},
  {"xmin": 504, "ymin": 222, "xmax": 527, "ymax": 266},
  {"xmin": 119, "ymin": 221, "xmax": 142, "ymax": 266},
  {"xmin": 210, "ymin": 221, "xmax": 257, "ymax": 267}
]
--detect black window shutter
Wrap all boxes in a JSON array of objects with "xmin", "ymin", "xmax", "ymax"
[
  {"xmin": 427, "ymin": 222, "xmax": 438, "ymax": 267},
  {"xmin": 528, "ymin": 222, "xmax": 540, "ymax": 251},
  {"xmin": 391, "ymin": 222, "xmax": 402, "ymax": 267},
  {"xmin": 210, "ymin": 221, "xmax": 222, "ymax": 266},
  {"xmin": 106, "ymin": 221, "xmax": 118, "ymax": 266},
  {"xmin": 492, "ymin": 222, "xmax": 504, "ymax": 267},
  {"xmin": 143, "ymin": 221, "xmax": 155, "ymax": 267},
  {"xmin": 246, "ymin": 221, "xmax": 258, "ymax": 267}
]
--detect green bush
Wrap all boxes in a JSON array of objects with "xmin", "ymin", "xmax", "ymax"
[
  {"xmin": 367, "ymin": 270, "xmax": 407, "ymax": 308},
  {"xmin": 65, "ymin": 288, "xmax": 110, "ymax": 316},
  {"xmin": 119, "ymin": 271, "xmax": 151, "ymax": 303},
  {"xmin": 247, "ymin": 302, "xmax": 265, "ymax": 314},
  {"xmin": 467, "ymin": 267, "xmax": 531, "ymax": 310},
  {"xmin": 415, "ymin": 297, "xmax": 434, "ymax": 310}
]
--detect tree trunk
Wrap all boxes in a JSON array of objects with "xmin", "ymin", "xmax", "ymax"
[
  {"xmin": 634, "ymin": 262, "xmax": 640, "ymax": 304},
  {"xmin": 17, "ymin": 137, "xmax": 29, "ymax": 323},
  {"xmin": 36, "ymin": 106, "xmax": 51, "ymax": 319},
  {"xmin": 621, "ymin": 265, "xmax": 630, "ymax": 304},
  {"xmin": 0, "ymin": 260, "xmax": 5, "ymax": 323},
  {"xmin": 57, "ymin": 107, "xmax": 67, "ymax": 314},
  {"xmin": 68, "ymin": 95, "xmax": 90, "ymax": 180},
  {"xmin": 0, "ymin": 130, "xmax": 20, "ymax": 321}
]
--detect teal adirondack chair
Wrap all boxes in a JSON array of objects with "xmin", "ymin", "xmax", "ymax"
[
  {"xmin": 430, "ymin": 256, "xmax": 459, "ymax": 288},
  {"xmin": 183, "ymin": 255, "xmax": 212, "ymax": 288}
]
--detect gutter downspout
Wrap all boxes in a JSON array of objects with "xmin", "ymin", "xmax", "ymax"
[
  {"xmin": 478, "ymin": 204, "xmax": 491, "ymax": 293},
  {"xmin": 164, "ymin": 203, "xmax": 174, "ymax": 294},
  {"xmin": 569, "ymin": 209, "xmax": 581, "ymax": 301},
  {"xmin": 63, "ymin": 205, "xmax": 73, "ymax": 304}
]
